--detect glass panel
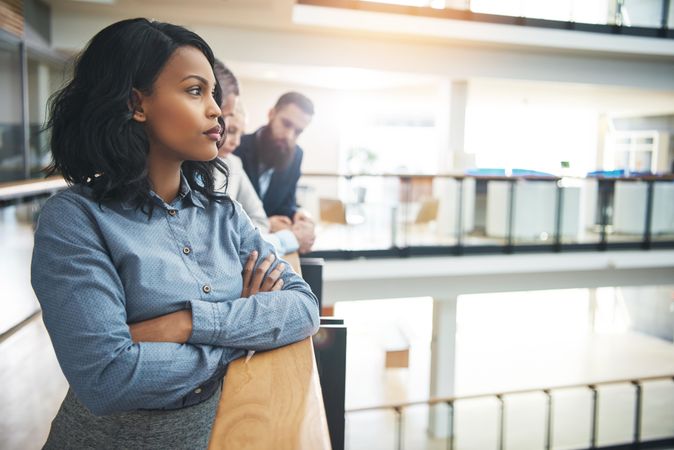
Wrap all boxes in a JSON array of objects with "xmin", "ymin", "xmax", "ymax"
[
  {"xmin": 27, "ymin": 58, "xmax": 68, "ymax": 178},
  {"xmin": 650, "ymin": 180, "xmax": 674, "ymax": 241},
  {"xmin": 302, "ymin": 174, "xmax": 670, "ymax": 254},
  {"xmin": 621, "ymin": 0, "xmax": 665, "ymax": 28},
  {"xmin": 300, "ymin": 174, "xmax": 398, "ymax": 252},
  {"xmin": 608, "ymin": 180, "xmax": 648, "ymax": 242},
  {"xmin": 0, "ymin": 38, "xmax": 25, "ymax": 182},
  {"xmin": 27, "ymin": 59, "xmax": 50, "ymax": 178},
  {"xmin": 575, "ymin": 178, "xmax": 603, "ymax": 244}
]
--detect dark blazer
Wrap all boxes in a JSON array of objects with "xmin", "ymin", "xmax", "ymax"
[{"xmin": 233, "ymin": 130, "xmax": 303, "ymax": 219}]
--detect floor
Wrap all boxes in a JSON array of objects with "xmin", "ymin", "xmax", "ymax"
[
  {"xmin": 335, "ymin": 291, "xmax": 674, "ymax": 450},
  {"xmin": 0, "ymin": 316, "xmax": 68, "ymax": 450}
]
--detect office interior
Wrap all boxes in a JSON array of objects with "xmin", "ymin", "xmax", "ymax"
[{"xmin": 1, "ymin": 0, "xmax": 674, "ymax": 449}]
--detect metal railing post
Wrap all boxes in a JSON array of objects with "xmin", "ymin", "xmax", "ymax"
[
  {"xmin": 589, "ymin": 385, "xmax": 599, "ymax": 448},
  {"xmin": 544, "ymin": 389, "xmax": 554, "ymax": 450},
  {"xmin": 447, "ymin": 400, "xmax": 455, "ymax": 450},
  {"xmin": 506, "ymin": 180, "xmax": 516, "ymax": 253},
  {"xmin": 632, "ymin": 381, "xmax": 643, "ymax": 444},
  {"xmin": 393, "ymin": 406, "xmax": 404, "ymax": 450},
  {"xmin": 497, "ymin": 394, "xmax": 506, "ymax": 450},
  {"xmin": 455, "ymin": 178, "xmax": 464, "ymax": 254},
  {"xmin": 554, "ymin": 181, "xmax": 563, "ymax": 251},
  {"xmin": 642, "ymin": 180, "xmax": 654, "ymax": 249}
]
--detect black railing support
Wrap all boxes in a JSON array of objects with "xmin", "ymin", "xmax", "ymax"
[
  {"xmin": 590, "ymin": 385, "xmax": 599, "ymax": 448},
  {"xmin": 505, "ymin": 180, "xmax": 516, "ymax": 253},
  {"xmin": 447, "ymin": 400, "xmax": 455, "ymax": 450},
  {"xmin": 314, "ymin": 319, "xmax": 347, "ymax": 450},
  {"xmin": 554, "ymin": 182, "xmax": 564, "ymax": 251},
  {"xmin": 632, "ymin": 381, "xmax": 643, "ymax": 444},
  {"xmin": 642, "ymin": 181, "xmax": 655, "ymax": 250},
  {"xmin": 598, "ymin": 180, "xmax": 611, "ymax": 250},
  {"xmin": 455, "ymin": 179, "xmax": 465, "ymax": 254},
  {"xmin": 497, "ymin": 394, "xmax": 506, "ymax": 450},
  {"xmin": 300, "ymin": 257, "xmax": 324, "ymax": 312},
  {"xmin": 394, "ymin": 406, "xmax": 403, "ymax": 450},
  {"xmin": 544, "ymin": 389, "xmax": 554, "ymax": 450}
]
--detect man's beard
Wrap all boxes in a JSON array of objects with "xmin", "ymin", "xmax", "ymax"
[{"xmin": 258, "ymin": 126, "xmax": 294, "ymax": 170}]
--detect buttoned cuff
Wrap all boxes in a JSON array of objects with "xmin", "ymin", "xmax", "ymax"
[
  {"xmin": 275, "ymin": 230, "xmax": 299, "ymax": 254},
  {"xmin": 188, "ymin": 299, "xmax": 221, "ymax": 345}
]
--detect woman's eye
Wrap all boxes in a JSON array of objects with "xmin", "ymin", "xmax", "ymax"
[{"xmin": 187, "ymin": 87, "xmax": 202, "ymax": 95}]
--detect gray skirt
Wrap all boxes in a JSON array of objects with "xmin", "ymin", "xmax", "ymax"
[{"xmin": 43, "ymin": 385, "xmax": 221, "ymax": 450}]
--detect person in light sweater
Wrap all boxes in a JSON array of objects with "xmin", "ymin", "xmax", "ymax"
[{"xmin": 213, "ymin": 60, "xmax": 315, "ymax": 254}]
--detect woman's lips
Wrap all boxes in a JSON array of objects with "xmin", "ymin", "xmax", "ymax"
[{"xmin": 204, "ymin": 125, "xmax": 222, "ymax": 141}]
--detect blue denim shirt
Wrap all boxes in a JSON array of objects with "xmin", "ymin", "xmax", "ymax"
[{"xmin": 31, "ymin": 176, "xmax": 319, "ymax": 416}]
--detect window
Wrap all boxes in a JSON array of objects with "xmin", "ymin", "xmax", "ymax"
[{"xmin": 0, "ymin": 36, "xmax": 25, "ymax": 182}]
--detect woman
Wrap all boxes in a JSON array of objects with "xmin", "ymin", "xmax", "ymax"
[{"xmin": 32, "ymin": 18, "xmax": 319, "ymax": 449}]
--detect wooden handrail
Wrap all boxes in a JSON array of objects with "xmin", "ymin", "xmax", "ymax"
[
  {"xmin": 0, "ymin": 176, "xmax": 67, "ymax": 201},
  {"xmin": 208, "ymin": 337, "xmax": 331, "ymax": 450},
  {"xmin": 283, "ymin": 252, "xmax": 302, "ymax": 276}
]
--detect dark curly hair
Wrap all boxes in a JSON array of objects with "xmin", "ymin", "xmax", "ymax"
[{"xmin": 45, "ymin": 18, "xmax": 228, "ymax": 212}]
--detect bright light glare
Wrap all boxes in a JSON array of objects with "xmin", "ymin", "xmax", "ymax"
[
  {"xmin": 465, "ymin": 101, "xmax": 598, "ymax": 175},
  {"xmin": 361, "ymin": 0, "xmax": 432, "ymax": 6},
  {"xmin": 471, "ymin": 0, "xmax": 609, "ymax": 23}
]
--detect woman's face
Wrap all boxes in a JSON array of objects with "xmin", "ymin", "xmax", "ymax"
[
  {"xmin": 219, "ymin": 112, "xmax": 245, "ymax": 157},
  {"xmin": 134, "ymin": 46, "xmax": 222, "ymax": 163}
]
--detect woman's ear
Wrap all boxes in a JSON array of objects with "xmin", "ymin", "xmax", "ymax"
[{"xmin": 129, "ymin": 88, "xmax": 147, "ymax": 123}]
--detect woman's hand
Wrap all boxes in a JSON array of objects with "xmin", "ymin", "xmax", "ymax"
[
  {"xmin": 241, "ymin": 251, "xmax": 285, "ymax": 297},
  {"xmin": 128, "ymin": 310, "xmax": 192, "ymax": 344}
]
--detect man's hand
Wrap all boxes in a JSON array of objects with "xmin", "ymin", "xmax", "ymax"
[
  {"xmin": 129, "ymin": 310, "xmax": 192, "ymax": 344},
  {"xmin": 293, "ymin": 210, "xmax": 314, "ymax": 224},
  {"xmin": 292, "ymin": 220, "xmax": 316, "ymax": 254},
  {"xmin": 241, "ymin": 251, "xmax": 285, "ymax": 297},
  {"xmin": 269, "ymin": 215, "xmax": 292, "ymax": 232}
]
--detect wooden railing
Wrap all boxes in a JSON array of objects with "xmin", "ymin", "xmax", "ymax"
[
  {"xmin": 208, "ymin": 252, "xmax": 333, "ymax": 450},
  {"xmin": 0, "ymin": 176, "xmax": 67, "ymax": 202},
  {"xmin": 208, "ymin": 337, "xmax": 331, "ymax": 450}
]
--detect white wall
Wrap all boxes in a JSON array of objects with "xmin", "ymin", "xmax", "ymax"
[
  {"xmin": 235, "ymin": 78, "xmax": 342, "ymax": 174},
  {"xmin": 46, "ymin": 6, "xmax": 674, "ymax": 177},
  {"xmin": 50, "ymin": 9, "xmax": 674, "ymax": 92},
  {"xmin": 464, "ymin": 79, "xmax": 674, "ymax": 175}
]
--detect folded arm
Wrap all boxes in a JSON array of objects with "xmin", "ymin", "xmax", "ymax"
[{"xmin": 187, "ymin": 201, "xmax": 319, "ymax": 350}]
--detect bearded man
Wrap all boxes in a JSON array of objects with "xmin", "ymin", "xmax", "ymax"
[{"xmin": 234, "ymin": 91, "xmax": 314, "ymax": 231}]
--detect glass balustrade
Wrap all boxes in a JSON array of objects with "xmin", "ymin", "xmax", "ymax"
[{"xmin": 298, "ymin": 173, "xmax": 674, "ymax": 256}]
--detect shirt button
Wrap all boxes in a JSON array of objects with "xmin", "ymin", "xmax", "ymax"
[
  {"xmin": 168, "ymin": 209, "xmax": 177, "ymax": 216},
  {"xmin": 182, "ymin": 246, "xmax": 191, "ymax": 255},
  {"xmin": 202, "ymin": 284, "xmax": 211, "ymax": 294},
  {"xmin": 194, "ymin": 387, "xmax": 202, "ymax": 394}
]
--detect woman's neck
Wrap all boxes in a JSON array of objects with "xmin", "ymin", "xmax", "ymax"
[{"xmin": 147, "ymin": 155, "xmax": 182, "ymax": 204}]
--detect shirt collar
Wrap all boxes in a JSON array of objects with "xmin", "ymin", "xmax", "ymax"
[{"xmin": 121, "ymin": 173, "xmax": 205, "ymax": 210}]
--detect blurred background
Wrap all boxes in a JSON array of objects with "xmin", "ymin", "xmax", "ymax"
[{"xmin": 1, "ymin": 1, "xmax": 673, "ymax": 449}]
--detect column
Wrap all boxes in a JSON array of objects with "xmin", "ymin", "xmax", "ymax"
[{"xmin": 428, "ymin": 295, "xmax": 459, "ymax": 438}]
